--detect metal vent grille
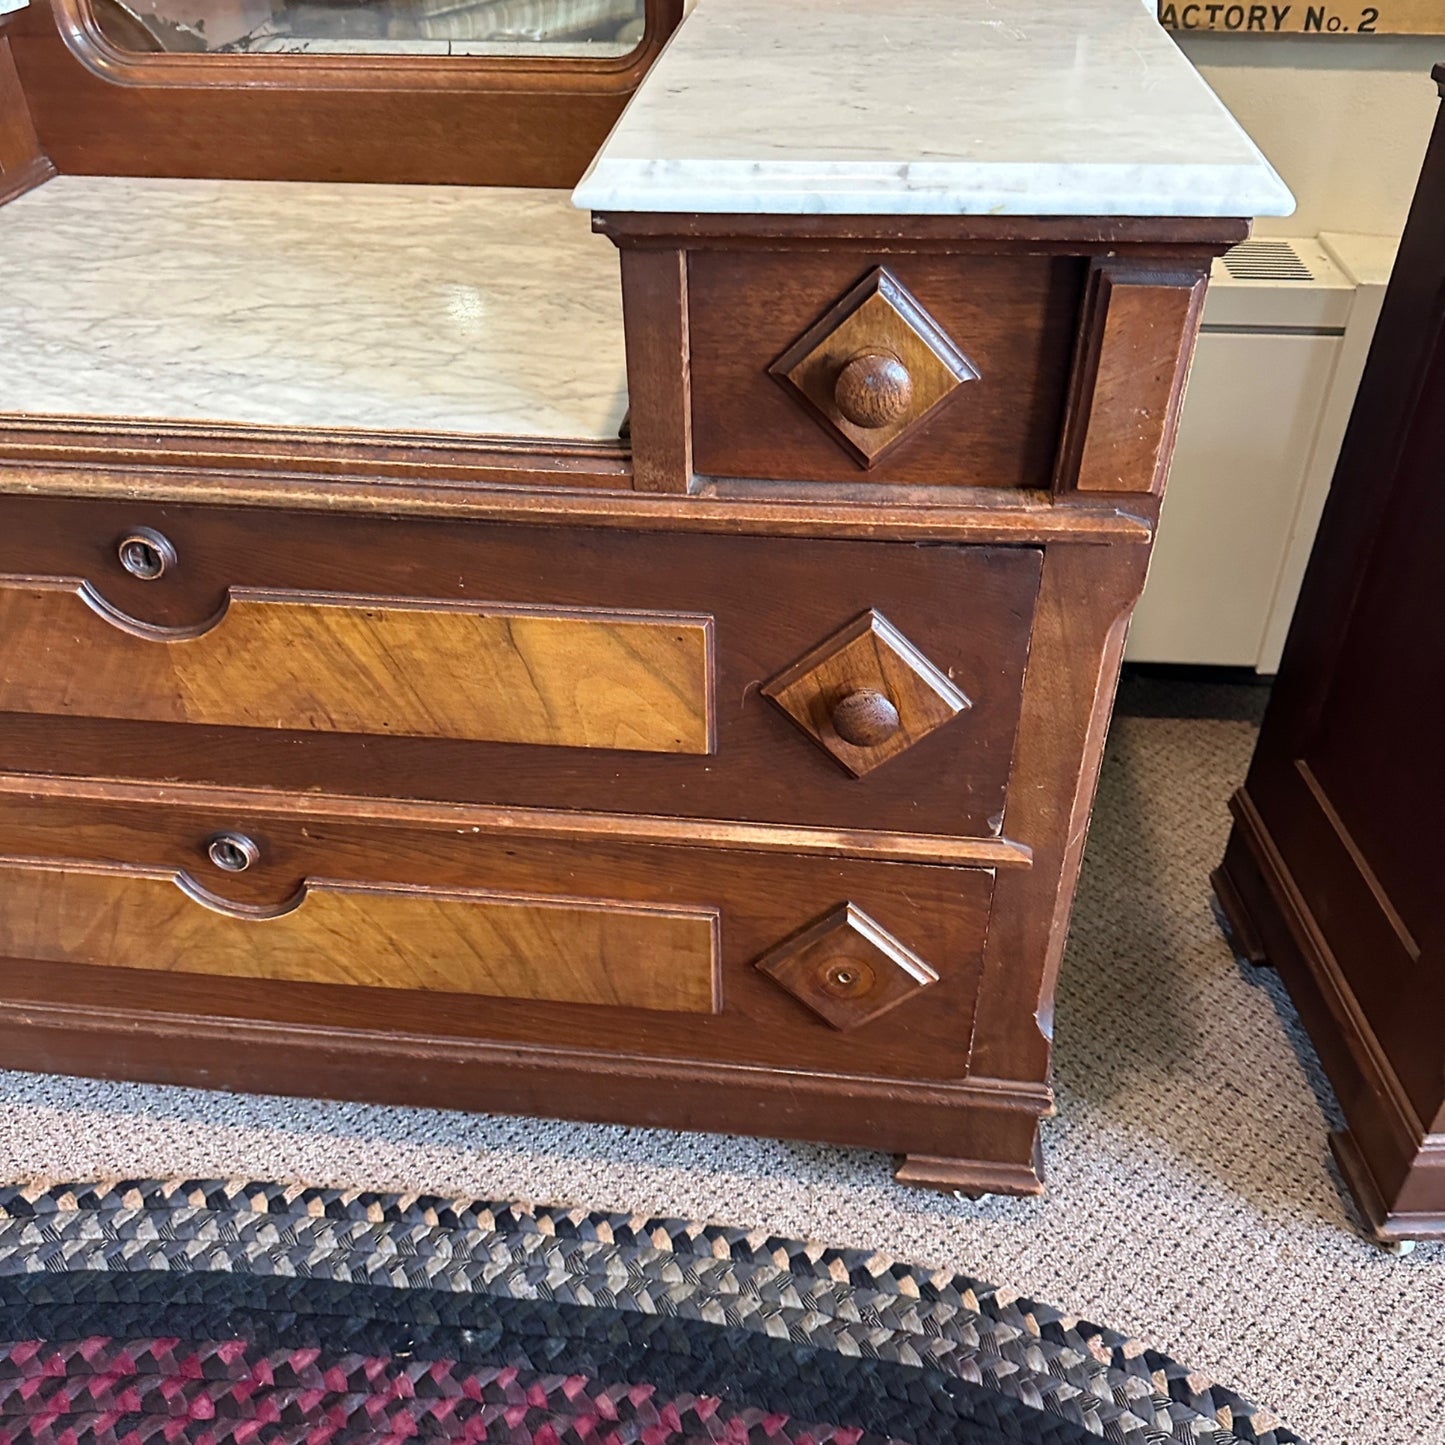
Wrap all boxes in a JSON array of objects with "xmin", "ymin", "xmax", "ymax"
[{"xmin": 1222, "ymin": 239, "xmax": 1316, "ymax": 282}]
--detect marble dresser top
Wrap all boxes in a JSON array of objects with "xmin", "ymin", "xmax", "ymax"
[
  {"xmin": 0, "ymin": 177, "xmax": 629, "ymax": 440},
  {"xmin": 573, "ymin": 0, "xmax": 1294, "ymax": 218}
]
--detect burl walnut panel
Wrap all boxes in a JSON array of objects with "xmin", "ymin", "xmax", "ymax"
[
  {"xmin": 0, "ymin": 781, "xmax": 996, "ymax": 1084},
  {"xmin": 0, "ymin": 497, "xmax": 1042, "ymax": 839},
  {"xmin": 0, "ymin": 581, "xmax": 714, "ymax": 755},
  {"xmin": 0, "ymin": 858, "xmax": 719, "ymax": 1012},
  {"xmin": 688, "ymin": 250, "xmax": 1085, "ymax": 486}
]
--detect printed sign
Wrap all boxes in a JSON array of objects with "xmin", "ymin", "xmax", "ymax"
[{"xmin": 1159, "ymin": 2, "xmax": 1445, "ymax": 30}]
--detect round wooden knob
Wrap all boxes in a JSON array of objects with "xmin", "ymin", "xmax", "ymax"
[
  {"xmin": 207, "ymin": 832, "xmax": 259, "ymax": 873},
  {"xmin": 831, "ymin": 689, "xmax": 901, "ymax": 748},
  {"xmin": 834, "ymin": 352, "xmax": 914, "ymax": 429},
  {"xmin": 117, "ymin": 527, "xmax": 176, "ymax": 581}
]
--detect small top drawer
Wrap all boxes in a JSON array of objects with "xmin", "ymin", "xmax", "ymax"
[
  {"xmin": 0, "ymin": 497, "xmax": 1041, "ymax": 840},
  {"xmin": 687, "ymin": 251, "xmax": 1086, "ymax": 487}
]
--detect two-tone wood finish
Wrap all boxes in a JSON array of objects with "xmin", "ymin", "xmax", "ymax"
[
  {"xmin": 0, "ymin": 498, "xmax": 1042, "ymax": 839},
  {"xmin": 1214, "ymin": 76, "xmax": 1445, "ymax": 1241},
  {"xmin": 768, "ymin": 266, "xmax": 982, "ymax": 469},
  {"xmin": 0, "ymin": 2, "xmax": 1237, "ymax": 1188},
  {"xmin": 0, "ymin": 777, "xmax": 1011, "ymax": 1150},
  {"xmin": 688, "ymin": 248, "xmax": 1084, "ymax": 488}
]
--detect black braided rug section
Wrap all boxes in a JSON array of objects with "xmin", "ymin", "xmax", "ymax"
[{"xmin": 0, "ymin": 1180, "xmax": 1303, "ymax": 1445}]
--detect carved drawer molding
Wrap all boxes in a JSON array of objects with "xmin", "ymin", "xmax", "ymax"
[
  {"xmin": 754, "ymin": 902, "xmax": 939, "ymax": 1031},
  {"xmin": 762, "ymin": 609, "xmax": 970, "ymax": 777},
  {"xmin": 770, "ymin": 266, "xmax": 980, "ymax": 467}
]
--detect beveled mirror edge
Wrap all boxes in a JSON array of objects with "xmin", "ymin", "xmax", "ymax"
[{"xmin": 51, "ymin": 0, "xmax": 680, "ymax": 91}]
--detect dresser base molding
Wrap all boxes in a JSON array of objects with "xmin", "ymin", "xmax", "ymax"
[
  {"xmin": 1215, "ymin": 793, "xmax": 1445, "ymax": 1240},
  {"xmin": 1329, "ymin": 1129, "xmax": 1445, "ymax": 1243},
  {"xmin": 0, "ymin": 991, "xmax": 1053, "ymax": 1180},
  {"xmin": 892, "ymin": 1139, "xmax": 1046, "ymax": 1197}
]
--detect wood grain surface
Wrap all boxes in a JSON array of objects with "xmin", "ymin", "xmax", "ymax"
[
  {"xmin": 1215, "ymin": 85, "xmax": 1445, "ymax": 1237},
  {"xmin": 0, "ymin": 500, "xmax": 1041, "ymax": 838},
  {"xmin": 763, "ymin": 609, "xmax": 969, "ymax": 778},
  {"xmin": 769, "ymin": 267, "xmax": 979, "ymax": 469},
  {"xmin": 620, "ymin": 246, "xmax": 693, "ymax": 493},
  {"xmin": 688, "ymin": 250, "xmax": 1085, "ymax": 487},
  {"xmin": 0, "ymin": 34, "xmax": 52, "ymax": 206},
  {"xmin": 6, "ymin": 0, "xmax": 681, "ymax": 187},
  {"xmin": 0, "ymin": 581, "xmax": 715, "ymax": 754},
  {"xmin": 0, "ymin": 783, "xmax": 997, "ymax": 1083},
  {"xmin": 0, "ymin": 858, "xmax": 719, "ymax": 1012},
  {"xmin": 1062, "ymin": 263, "xmax": 1209, "ymax": 494}
]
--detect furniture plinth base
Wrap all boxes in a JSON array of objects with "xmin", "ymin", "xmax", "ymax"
[
  {"xmin": 893, "ymin": 1132, "xmax": 1046, "ymax": 1197},
  {"xmin": 1209, "ymin": 864, "xmax": 1267, "ymax": 966},
  {"xmin": 1330, "ymin": 1128, "xmax": 1445, "ymax": 1242},
  {"xmin": 0, "ymin": 986, "xmax": 1053, "ymax": 1195},
  {"xmin": 1217, "ymin": 799, "xmax": 1445, "ymax": 1241}
]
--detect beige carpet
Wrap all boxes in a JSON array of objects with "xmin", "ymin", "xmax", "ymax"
[{"xmin": 0, "ymin": 699, "xmax": 1438, "ymax": 1445}]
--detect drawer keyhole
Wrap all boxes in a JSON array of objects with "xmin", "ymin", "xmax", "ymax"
[
  {"xmin": 207, "ymin": 832, "xmax": 260, "ymax": 873},
  {"xmin": 819, "ymin": 957, "xmax": 876, "ymax": 999},
  {"xmin": 117, "ymin": 528, "xmax": 177, "ymax": 581}
]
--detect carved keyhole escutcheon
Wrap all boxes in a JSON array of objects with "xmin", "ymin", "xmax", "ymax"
[{"xmin": 755, "ymin": 902, "xmax": 938, "ymax": 1031}]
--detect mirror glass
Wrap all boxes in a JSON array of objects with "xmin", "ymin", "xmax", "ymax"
[{"xmin": 92, "ymin": 0, "xmax": 648, "ymax": 55}]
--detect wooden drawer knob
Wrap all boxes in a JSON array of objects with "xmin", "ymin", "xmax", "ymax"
[
  {"xmin": 831, "ymin": 688, "xmax": 901, "ymax": 748},
  {"xmin": 117, "ymin": 528, "xmax": 176, "ymax": 581},
  {"xmin": 207, "ymin": 832, "xmax": 259, "ymax": 873},
  {"xmin": 833, "ymin": 352, "xmax": 914, "ymax": 429}
]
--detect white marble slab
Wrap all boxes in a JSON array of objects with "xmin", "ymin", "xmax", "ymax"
[
  {"xmin": 0, "ymin": 177, "xmax": 629, "ymax": 440},
  {"xmin": 573, "ymin": 0, "xmax": 1294, "ymax": 218}
]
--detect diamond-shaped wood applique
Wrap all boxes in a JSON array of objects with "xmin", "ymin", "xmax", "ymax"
[
  {"xmin": 769, "ymin": 266, "xmax": 980, "ymax": 468},
  {"xmin": 762, "ymin": 610, "xmax": 970, "ymax": 778},
  {"xmin": 755, "ymin": 902, "xmax": 939, "ymax": 1031}
]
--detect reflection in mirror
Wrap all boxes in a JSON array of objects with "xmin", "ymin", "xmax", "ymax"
[{"xmin": 91, "ymin": 0, "xmax": 648, "ymax": 55}]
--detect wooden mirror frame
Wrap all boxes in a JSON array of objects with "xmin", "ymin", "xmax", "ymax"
[{"xmin": 5, "ymin": 0, "xmax": 684, "ymax": 186}]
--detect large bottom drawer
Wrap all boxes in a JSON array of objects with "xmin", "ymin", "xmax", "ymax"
[{"xmin": 0, "ymin": 777, "xmax": 1002, "ymax": 1087}]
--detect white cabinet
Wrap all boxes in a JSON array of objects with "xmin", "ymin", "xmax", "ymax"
[{"xmin": 1127, "ymin": 234, "xmax": 1395, "ymax": 672}]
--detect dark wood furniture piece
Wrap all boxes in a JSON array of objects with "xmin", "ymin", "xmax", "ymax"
[
  {"xmin": 0, "ymin": 0, "xmax": 1288, "ymax": 1193},
  {"xmin": 1214, "ymin": 67, "xmax": 1445, "ymax": 1241}
]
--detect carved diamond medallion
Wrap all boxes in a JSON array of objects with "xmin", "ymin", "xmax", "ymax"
[
  {"xmin": 755, "ymin": 902, "xmax": 939, "ymax": 1031},
  {"xmin": 770, "ymin": 266, "xmax": 980, "ymax": 467},
  {"xmin": 762, "ymin": 609, "xmax": 970, "ymax": 778}
]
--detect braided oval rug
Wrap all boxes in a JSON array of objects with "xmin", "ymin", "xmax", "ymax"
[{"xmin": 0, "ymin": 1179, "xmax": 1301, "ymax": 1445}]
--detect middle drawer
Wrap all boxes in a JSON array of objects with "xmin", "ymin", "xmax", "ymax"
[{"xmin": 0, "ymin": 496, "xmax": 1042, "ymax": 839}]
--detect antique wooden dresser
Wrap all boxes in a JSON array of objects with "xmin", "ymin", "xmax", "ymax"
[{"xmin": 0, "ymin": 0, "xmax": 1290, "ymax": 1193}]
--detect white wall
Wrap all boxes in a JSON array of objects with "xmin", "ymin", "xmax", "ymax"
[{"xmin": 1176, "ymin": 33, "xmax": 1442, "ymax": 236}]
